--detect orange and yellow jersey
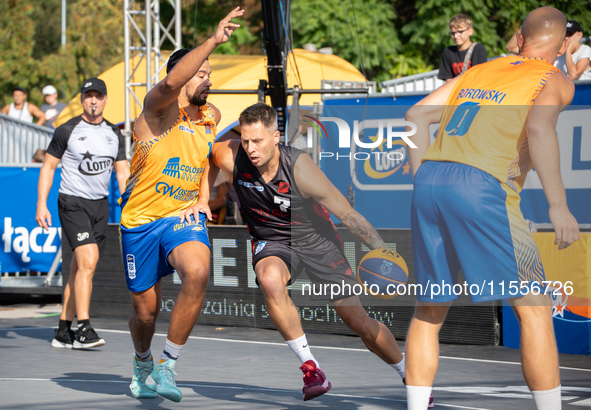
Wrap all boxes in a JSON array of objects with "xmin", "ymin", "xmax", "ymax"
[
  {"xmin": 423, "ymin": 55, "xmax": 560, "ymax": 192},
  {"xmin": 119, "ymin": 104, "xmax": 216, "ymax": 228}
]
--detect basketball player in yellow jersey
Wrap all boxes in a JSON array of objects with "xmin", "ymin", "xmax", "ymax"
[
  {"xmin": 119, "ymin": 7, "xmax": 244, "ymax": 402},
  {"xmin": 404, "ymin": 7, "xmax": 579, "ymax": 410}
]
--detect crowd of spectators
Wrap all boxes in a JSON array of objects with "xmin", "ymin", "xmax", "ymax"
[
  {"xmin": 2, "ymin": 84, "xmax": 66, "ymax": 128},
  {"xmin": 439, "ymin": 15, "xmax": 590, "ymax": 82}
]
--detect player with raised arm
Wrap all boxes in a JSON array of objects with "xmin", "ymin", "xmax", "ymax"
[
  {"xmin": 205, "ymin": 103, "xmax": 432, "ymax": 406},
  {"xmin": 404, "ymin": 7, "xmax": 579, "ymax": 410},
  {"xmin": 119, "ymin": 7, "xmax": 243, "ymax": 402}
]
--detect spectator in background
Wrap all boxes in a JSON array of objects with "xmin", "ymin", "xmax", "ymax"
[
  {"xmin": 41, "ymin": 85, "xmax": 67, "ymax": 128},
  {"xmin": 438, "ymin": 14, "xmax": 487, "ymax": 82},
  {"xmin": 32, "ymin": 149, "xmax": 46, "ymax": 163},
  {"xmin": 554, "ymin": 20, "xmax": 591, "ymax": 80},
  {"xmin": 1, "ymin": 87, "xmax": 46, "ymax": 125}
]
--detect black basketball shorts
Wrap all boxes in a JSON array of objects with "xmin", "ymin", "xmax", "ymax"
[
  {"xmin": 58, "ymin": 193, "xmax": 109, "ymax": 252},
  {"xmin": 251, "ymin": 234, "xmax": 358, "ymax": 301}
]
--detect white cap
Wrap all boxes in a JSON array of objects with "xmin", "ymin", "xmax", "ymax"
[{"xmin": 42, "ymin": 85, "xmax": 57, "ymax": 96}]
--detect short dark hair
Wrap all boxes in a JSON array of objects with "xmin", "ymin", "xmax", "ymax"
[
  {"xmin": 239, "ymin": 103, "xmax": 278, "ymax": 132},
  {"xmin": 166, "ymin": 48, "xmax": 209, "ymax": 74},
  {"xmin": 12, "ymin": 86, "xmax": 26, "ymax": 94}
]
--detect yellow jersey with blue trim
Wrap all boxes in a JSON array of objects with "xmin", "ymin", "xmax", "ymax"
[
  {"xmin": 422, "ymin": 55, "xmax": 560, "ymax": 192},
  {"xmin": 119, "ymin": 104, "xmax": 216, "ymax": 229}
]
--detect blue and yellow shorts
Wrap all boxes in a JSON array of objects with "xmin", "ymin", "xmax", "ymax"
[
  {"xmin": 411, "ymin": 161, "xmax": 545, "ymax": 303},
  {"xmin": 120, "ymin": 213, "xmax": 210, "ymax": 292}
]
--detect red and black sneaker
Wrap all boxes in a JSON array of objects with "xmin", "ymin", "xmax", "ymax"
[
  {"xmin": 300, "ymin": 360, "xmax": 331, "ymax": 401},
  {"xmin": 403, "ymin": 378, "xmax": 435, "ymax": 408}
]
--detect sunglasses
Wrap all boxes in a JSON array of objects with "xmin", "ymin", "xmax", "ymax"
[{"xmin": 450, "ymin": 29, "xmax": 469, "ymax": 37}]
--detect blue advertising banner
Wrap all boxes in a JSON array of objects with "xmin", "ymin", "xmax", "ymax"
[
  {"xmin": 321, "ymin": 88, "xmax": 591, "ymax": 228},
  {"xmin": 0, "ymin": 167, "xmax": 122, "ymax": 273},
  {"xmin": 0, "ymin": 167, "xmax": 62, "ymax": 273}
]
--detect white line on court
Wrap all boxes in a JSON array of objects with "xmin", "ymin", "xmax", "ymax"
[
  {"xmin": 0, "ymin": 377, "xmax": 490, "ymax": 410},
  {"xmin": 2, "ymin": 326, "xmax": 590, "ymax": 373}
]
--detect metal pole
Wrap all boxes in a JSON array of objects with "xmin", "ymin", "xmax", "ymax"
[
  {"xmin": 175, "ymin": 0, "xmax": 182, "ymax": 49},
  {"xmin": 61, "ymin": 0, "xmax": 66, "ymax": 49},
  {"xmin": 153, "ymin": 0, "xmax": 160, "ymax": 87},
  {"xmin": 123, "ymin": 0, "xmax": 131, "ymax": 156},
  {"xmin": 145, "ymin": 0, "xmax": 152, "ymax": 92}
]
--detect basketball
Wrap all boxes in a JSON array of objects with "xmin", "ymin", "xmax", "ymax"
[{"xmin": 357, "ymin": 248, "xmax": 409, "ymax": 299}]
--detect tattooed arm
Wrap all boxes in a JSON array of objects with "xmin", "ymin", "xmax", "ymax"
[
  {"xmin": 340, "ymin": 210, "xmax": 387, "ymax": 250},
  {"xmin": 294, "ymin": 153, "xmax": 386, "ymax": 250}
]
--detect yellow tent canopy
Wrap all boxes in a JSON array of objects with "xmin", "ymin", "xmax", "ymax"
[{"xmin": 54, "ymin": 49, "xmax": 367, "ymax": 135}]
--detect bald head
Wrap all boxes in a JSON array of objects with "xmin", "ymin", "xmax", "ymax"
[{"xmin": 520, "ymin": 7, "xmax": 566, "ymax": 56}]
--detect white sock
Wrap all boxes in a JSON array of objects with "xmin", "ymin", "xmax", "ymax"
[
  {"xmin": 161, "ymin": 338, "xmax": 184, "ymax": 362},
  {"xmin": 390, "ymin": 355, "xmax": 406, "ymax": 380},
  {"xmin": 406, "ymin": 385, "xmax": 432, "ymax": 410},
  {"xmin": 286, "ymin": 334, "xmax": 318, "ymax": 366},
  {"xmin": 135, "ymin": 348, "xmax": 152, "ymax": 362},
  {"xmin": 532, "ymin": 385, "xmax": 561, "ymax": 410}
]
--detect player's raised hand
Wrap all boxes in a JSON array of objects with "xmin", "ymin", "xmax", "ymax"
[
  {"xmin": 213, "ymin": 7, "xmax": 244, "ymax": 46},
  {"xmin": 549, "ymin": 204, "xmax": 580, "ymax": 249}
]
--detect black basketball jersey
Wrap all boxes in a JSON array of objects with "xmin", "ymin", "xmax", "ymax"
[{"xmin": 233, "ymin": 144, "xmax": 336, "ymax": 242}]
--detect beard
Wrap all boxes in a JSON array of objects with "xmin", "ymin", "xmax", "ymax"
[{"xmin": 187, "ymin": 88, "xmax": 208, "ymax": 107}]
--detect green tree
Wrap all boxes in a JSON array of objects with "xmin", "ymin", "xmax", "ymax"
[
  {"xmin": 291, "ymin": 0, "xmax": 401, "ymax": 83},
  {"xmin": 0, "ymin": 0, "xmax": 40, "ymax": 107},
  {"xmin": 400, "ymin": 0, "xmax": 501, "ymax": 69}
]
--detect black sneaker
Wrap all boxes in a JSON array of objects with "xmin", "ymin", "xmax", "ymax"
[
  {"xmin": 51, "ymin": 328, "xmax": 75, "ymax": 349},
  {"xmin": 73, "ymin": 325, "xmax": 106, "ymax": 349}
]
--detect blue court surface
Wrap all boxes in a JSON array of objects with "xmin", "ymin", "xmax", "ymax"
[{"xmin": 1, "ymin": 304, "xmax": 590, "ymax": 410}]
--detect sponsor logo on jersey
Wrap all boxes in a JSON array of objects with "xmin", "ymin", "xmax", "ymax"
[
  {"xmin": 78, "ymin": 151, "xmax": 115, "ymax": 176},
  {"xmin": 155, "ymin": 182, "xmax": 199, "ymax": 202},
  {"xmin": 78, "ymin": 136, "xmax": 87, "ymax": 141},
  {"xmin": 510, "ymin": 61, "xmax": 524, "ymax": 66},
  {"xmin": 205, "ymin": 125, "xmax": 213, "ymax": 134},
  {"xmin": 105, "ymin": 135, "xmax": 116, "ymax": 145},
  {"xmin": 238, "ymin": 180, "xmax": 264, "ymax": 191},
  {"xmin": 255, "ymin": 241, "xmax": 267, "ymax": 255},
  {"xmin": 127, "ymin": 254, "xmax": 136, "ymax": 279},
  {"xmin": 162, "ymin": 157, "xmax": 205, "ymax": 182},
  {"xmin": 162, "ymin": 157, "xmax": 180, "ymax": 178},
  {"xmin": 273, "ymin": 196, "xmax": 290, "ymax": 212},
  {"xmin": 242, "ymin": 173, "xmax": 253, "ymax": 179},
  {"xmin": 77, "ymin": 232, "xmax": 89, "ymax": 241},
  {"xmin": 278, "ymin": 181, "xmax": 290, "ymax": 194},
  {"xmin": 192, "ymin": 226, "xmax": 204, "ymax": 232},
  {"xmin": 179, "ymin": 125, "xmax": 195, "ymax": 134}
]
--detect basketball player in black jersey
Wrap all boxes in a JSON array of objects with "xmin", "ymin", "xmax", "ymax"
[{"xmin": 197, "ymin": 103, "xmax": 433, "ymax": 405}]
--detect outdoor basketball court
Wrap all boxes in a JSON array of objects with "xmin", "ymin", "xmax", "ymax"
[{"xmin": 1, "ymin": 304, "xmax": 590, "ymax": 409}]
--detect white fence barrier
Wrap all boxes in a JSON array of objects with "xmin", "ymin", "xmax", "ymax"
[{"xmin": 0, "ymin": 113, "xmax": 54, "ymax": 165}]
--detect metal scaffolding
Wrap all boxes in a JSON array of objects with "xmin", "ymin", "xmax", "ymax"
[{"xmin": 123, "ymin": 0, "xmax": 182, "ymax": 153}]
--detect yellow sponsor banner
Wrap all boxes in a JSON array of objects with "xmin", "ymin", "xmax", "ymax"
[{"xmin": 533, "ymin": 233, "xmax": 591, "ymax": 319}]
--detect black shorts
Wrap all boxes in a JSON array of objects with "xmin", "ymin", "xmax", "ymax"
[
  {"xmin": 251, "ymin": 234, "xmax": 358, "ymax": 301},
  {"xmin": 58, "ymin": 193, "xmax": 109, "ymax": 252}
]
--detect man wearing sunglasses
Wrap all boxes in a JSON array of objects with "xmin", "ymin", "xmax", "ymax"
[{"xmin": 438, "ymin": 14, "xmax": 487, "ymax": 82}]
